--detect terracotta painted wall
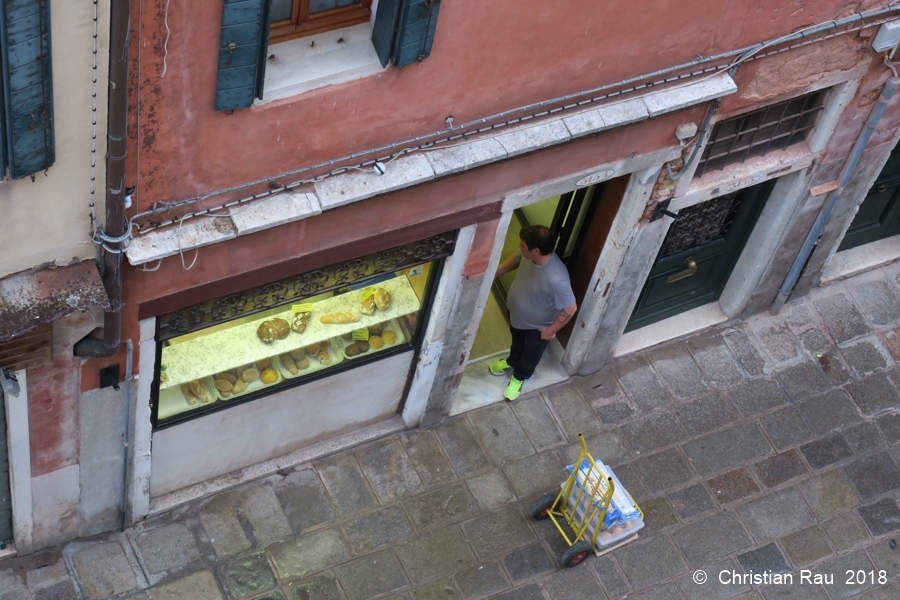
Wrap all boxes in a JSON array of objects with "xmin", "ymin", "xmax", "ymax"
[{"xmin": 126, "ymin": 0, "xmax": 889, "ymax": 208}]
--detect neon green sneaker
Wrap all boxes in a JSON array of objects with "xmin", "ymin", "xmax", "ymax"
[
  {"xmin": 489, "ymin": 358, "xmax": 513, "ymax": 376},
  {"xmin": 504, "ymin": 376, "xmax": 524, "ymax": 401}
]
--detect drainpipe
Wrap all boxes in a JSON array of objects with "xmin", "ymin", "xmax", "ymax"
[
  {"xmin": 770, "ymin": 77, "xmax": 900, "ymax": 315},
  {"xmin": 75, "ymin": 0, "xmax": 130, "ymax": 357}
]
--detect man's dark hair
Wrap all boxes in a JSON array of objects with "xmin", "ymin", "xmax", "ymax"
[{"xmin": 520, "ymin": 225, "xmax": 554, "ymax": 256}]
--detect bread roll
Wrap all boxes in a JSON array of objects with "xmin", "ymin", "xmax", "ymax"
[
  {"xmin": 374, "ymin": 288, "xmax": 391, "ymax": 311},
  {"xmin": 316, "ymin": 349, "xmax": 333, "ymax": 365},
  {"xmin": 280, "ymin": 353, "xmax": 298, "ymax": 375},
  {"xmin": 271, "ymin": 318, "xmax": 291, "ymax": 339},
  {"xmin": 216, "ymin": 372, "xmax": 237, "ymax": 384},
  {"xmin": 370, "ymin": 335, "xmax": 384, "ymax": 349},
  {"xmin": 256, "ymin": 321, "xmax": 278, "ymax": 343},
  {"xmin": 360, "ymin": 288, "xmax": 376, "ymax": 316}
]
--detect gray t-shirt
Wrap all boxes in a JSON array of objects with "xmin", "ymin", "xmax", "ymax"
[{"xmin": 507, "ymin": 250, "xmax": 576, "ymax": 330}]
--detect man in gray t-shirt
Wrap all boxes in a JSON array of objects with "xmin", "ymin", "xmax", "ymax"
[{"xmin": 491, "ymin": 225, "xmax": 577, "ymax": 400}]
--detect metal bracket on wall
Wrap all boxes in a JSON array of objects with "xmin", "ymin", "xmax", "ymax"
[{"xmin": 651, "ymin": 199, "xmax": 680, "ymax": 222}]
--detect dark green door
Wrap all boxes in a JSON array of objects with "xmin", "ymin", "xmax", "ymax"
[
  {"xmin": 838, "ymin": 145, "xmax": 900, "ymax": 252},
  {"xmin": 626, "ymin": 179, "xmax": 775, "ymax": 332}
]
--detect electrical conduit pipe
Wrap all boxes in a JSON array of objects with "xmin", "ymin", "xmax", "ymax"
[
  {"xmin": 74, "ymin": 0, "xmax": 131, "ymax": 358},
  {"xmin": 770, "ymin": 77, "xmax": 900, "ymax": 315}
]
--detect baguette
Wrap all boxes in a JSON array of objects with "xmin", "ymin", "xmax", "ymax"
[{"xmin": 320, "ymin": 312, "xmax": 359, "ymax": 324}]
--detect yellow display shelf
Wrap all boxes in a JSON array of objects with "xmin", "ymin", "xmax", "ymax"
[{"xmin": 160, "ymin": 275, "xmax": 419, "ymax": 389}]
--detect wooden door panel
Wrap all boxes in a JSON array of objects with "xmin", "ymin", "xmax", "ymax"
[
  {"xmin": 557, "ymin": 175, "xmax": 629, "ymax": 345},
  {"xmin": 626, "ymin": 180, "xmax": 774, "ymax": 332}
]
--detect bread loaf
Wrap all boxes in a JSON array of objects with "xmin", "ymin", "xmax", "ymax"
[{"xmin": 320, "ymin": 312, "xmax": 359, "ymax": 324}]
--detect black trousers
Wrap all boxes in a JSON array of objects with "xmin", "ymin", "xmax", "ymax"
[{"xmin": 508, "ymin": 326, "xmax": 550, "ymax": 381}]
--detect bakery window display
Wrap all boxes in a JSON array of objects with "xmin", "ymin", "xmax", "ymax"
[{"xmin": 152, "ymin": 258, "xmax": 440, "ymax": 428}]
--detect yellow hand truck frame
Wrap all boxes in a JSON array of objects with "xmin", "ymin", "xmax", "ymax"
[{"xmin": 529, "ymin": 432, "xmax": 643, "ymax": 567}]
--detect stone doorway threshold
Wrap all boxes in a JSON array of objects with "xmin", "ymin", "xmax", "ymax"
[
  {"xmin": 820, "ymin": 234, "xmax": 900, "ymax": 286},
  {"xmin": 451, "ymin": 341, "xmax": 570, "ymax": 416},
  {"xmin": 615, "ymin": 302, "xmax": 728, "ymax": 357}
]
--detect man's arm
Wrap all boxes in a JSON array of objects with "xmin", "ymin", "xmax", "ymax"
[
  {"xmin": 495, "ymin": 251, "xmax": 520, "ymax": 279},
  {"xmin": 539, "ymin": 301, "xmax": 578, "ymax": 340}
]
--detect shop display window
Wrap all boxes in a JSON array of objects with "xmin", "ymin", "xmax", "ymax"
[{"xmin": 152, "ymin": 232, "xmax": 455, "ymax": 428}]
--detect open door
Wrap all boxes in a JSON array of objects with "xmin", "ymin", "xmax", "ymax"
[{"xmin": 556, "ymin": 175, "xmax": 629, "ymax": 345}]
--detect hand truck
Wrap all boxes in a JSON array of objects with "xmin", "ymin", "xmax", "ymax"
[{"xmin": 529, "ymin": 432, "xmax": 643, "ymax": 567}]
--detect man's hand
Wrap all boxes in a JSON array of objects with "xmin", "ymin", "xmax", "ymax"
[
  {"xmin": 495, "ymin": 251, "xmax": 520, "ymax": 279},
  {"xmin": 541, "ymin": 302, "xmax": 578, "ymax": 340}
]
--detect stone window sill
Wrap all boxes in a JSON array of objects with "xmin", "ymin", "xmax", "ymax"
[{"xmin": 261, "ymin": 22, "xmax": 383, "ymax": 102}]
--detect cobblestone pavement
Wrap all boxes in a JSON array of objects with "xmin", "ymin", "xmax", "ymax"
[{"xmin": 7, "ymin": 266, "xmax": 900, "ymax": 599}]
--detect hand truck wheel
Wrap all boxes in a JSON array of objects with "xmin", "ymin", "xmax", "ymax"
[
  {"xmin": 529, "ymin": 493, "xmax": 558, "ymax": 520},
  {"xmin": 560, "ymin": 540, "xmax": 593, "ymax": 567}
]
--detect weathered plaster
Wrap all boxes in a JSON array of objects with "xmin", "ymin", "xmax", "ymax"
[
  {"xmin": 31, "ymin": 464, "xmax": 80, "ymax": 551},
  {"xmin": 403, "ymin": 225, "xmax": 477, "ymax": 427},
  {"xmin": 0, "ymin": 0, "xmax": 110, "ymax": 278},
  {"xmin": 27, "ymin": 355, "xmax": 81, "ymax": 477}
]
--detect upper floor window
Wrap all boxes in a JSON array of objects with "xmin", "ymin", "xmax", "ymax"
[{"xmin": 269, "ymin": 0, "xmax": 373, "ymax": 43}]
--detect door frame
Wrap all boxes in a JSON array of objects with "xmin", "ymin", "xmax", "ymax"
[
  {"xmin": 488, "ymin": 146, "xmax": 683, "ymax": 376},
  {"xmin": 3, "ymin": 368, "xmax": 33, "ymax": 556},
  {"xmin": 581, "ymin": 148, "xmax": 820, "ymax": 369}
]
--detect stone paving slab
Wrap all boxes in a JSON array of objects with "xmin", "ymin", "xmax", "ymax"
[{"xmin": 71, "ymin": 542, "xmax": 139, "ymax": 600}]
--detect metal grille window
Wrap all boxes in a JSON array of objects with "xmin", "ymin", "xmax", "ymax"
[
  {"xmin": 659, "ymin": 192, "xmax": 742, "ymax": 258},
  {"xmin": 695, "ymin": 91, "xmax": 825, "ymax": 178}
]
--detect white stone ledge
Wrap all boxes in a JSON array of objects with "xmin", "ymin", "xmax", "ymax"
[
  {"xmin": 315, "ymin": 153, "xmax": 435, "ymax": 210},
  {"xmin": 642, "ymin": 75, "xmax": 737, "ymax": 117},
  {"xmin": 126, "ymin": 75, "xmax": 736, "ymax": 266},
  {"xmin": 426, "ymin": 138, "xmax": 508, "ymax": 177},
  {"xmin": 230, "ymin": 191, "xmax": 321, "ymax": 236},
  {"xmin": 596, "ymin": 97, "xmax": 650, "ymax": 129},
  {"xmin": 495, "ymin": 119, "xmax": 572, "ymax": 158},
  {"xmin": 128, "ymin": 217, "xmax": 236, "ymax": 263}
]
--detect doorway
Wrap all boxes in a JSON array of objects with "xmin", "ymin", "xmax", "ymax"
[
  {"xmin": 838, "ymin": 144, "xmax": 900, "ymax": 252},
  {"xmin": 454, "ymin": 176, "xmax": 629, "ymax": 414},
  {"xmin": 626, "ymin": 179, "xmax": 775, "ymax": 332},
  {"xmin": 471, "ymin": 179, "xmax": 626, "ymax": 360}
]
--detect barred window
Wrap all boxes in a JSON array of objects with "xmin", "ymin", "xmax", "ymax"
[{"xmin": 695, "ymin": 91, "xmax": 826, "ymax": 178}]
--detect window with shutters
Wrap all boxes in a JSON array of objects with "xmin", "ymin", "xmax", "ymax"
[
  {"xmin": 216, "ymin": 0, "xmax": 441, "ymax": 111},
  {"xmin": 269, "ymin": 0, "xmax": 373, "ymax": 43},
  {"xmin": 0, "ymin": 0, "xmax": 55, "ymax": 179}
]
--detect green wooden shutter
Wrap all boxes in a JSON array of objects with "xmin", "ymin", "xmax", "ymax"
[
  {"xmin": 0, "ymin": 0, "xmax": 54, "ymax": 179},
  {"xmin": 371, "ymin": 0, "xmax": 402, "ymax": 68},
  {"xmin": 393, "ymin": 0, "xmax": 440, "ymax": 67},
  {"xmin": 215, "ymin": 0, "xmax": 272, "ymax": 112}
]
